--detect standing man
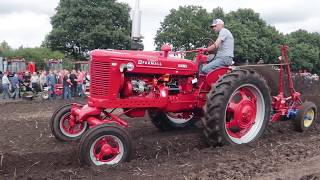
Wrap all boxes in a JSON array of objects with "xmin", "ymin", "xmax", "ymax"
[
  {"xmin": 11, "ymin": 73, "xmax": 20, "ymax": 100},
  {"xmin": 202, "ymin": 19, "xmax": 234, "ymax": 74},
  {"xmin": 47, "ymin": 71, "xmax": 57, "ymax": 100},
  {"xmin": 63, "ymin": 70, "xmax": 72, "ymax": 100},
  {"xmin": 39, "ymin": 70, "xmax": 47, "ymax": 91},
  {"xmin": 69, "ymin": 70, "xmax": 78, "ymax": 97},
  {"xmin": 2, "ymin": 72, "xmax": 11, "ymax": 99}
]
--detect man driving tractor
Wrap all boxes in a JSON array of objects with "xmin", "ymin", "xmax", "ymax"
[{"xmin": 202, "ymin": 18, "xmax": 234, "ymax": 74}]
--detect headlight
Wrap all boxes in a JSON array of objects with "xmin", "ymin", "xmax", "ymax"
[
  {"xmin": 127, "ymin": 62, "xmax": 135, "ymax": 71},
  {"xmin": 119, "ymin": 62, "xmax": 134, "ymax": 73}
]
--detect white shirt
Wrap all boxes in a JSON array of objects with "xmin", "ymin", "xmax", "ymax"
[
  {"xmin": 30, "ymin": 75, "xmax": 39, "ymax": 83},
  {"xmin": 2, "ymin": 75, "xmax": 10, "ymax": 85}
]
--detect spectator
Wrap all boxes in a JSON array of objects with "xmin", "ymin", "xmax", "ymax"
[
  {"xmin": 69, "ymin": 70, "xmax": 78, "ymax": 97},
  {"xmin": 57, "ymin": 70, "xmax": 64, "ymax": 84},
  {"xmin": 30, "ymin": 72, "xmax": 40, "ymax": 92},
  {"xmin": 77, "ymin": 70, "xmax": 85, "ymax": 97},
  {"xmin": 39, "ymin": 70, "xmax": 47, "ymax": 91},
  {"xmin": 11, "ymin": 73, "xmax": 20, "ymax": 100},
  {"xmin": 2, "ymin": 72, "xmax": 11, "ymax": 99},
  {"xmin": 84, "ymin": 72, "xmax": 90, "ymax": 95},
  {"xmin": 63, "ymin": 70, "xmax": 72, "ymax": 100},
  {"xmin": 47, "ymin": 70, "xmax": 57, "ymax": 100}
]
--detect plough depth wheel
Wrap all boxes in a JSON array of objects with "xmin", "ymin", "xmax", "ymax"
[
  {"xmin": 203, "ymin": 69, "xmax": 271, "ymax": 146},
  {"xmin": 293, "ymin": 101, "xmax": 317, "ymax": 132}
]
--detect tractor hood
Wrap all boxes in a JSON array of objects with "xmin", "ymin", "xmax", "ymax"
[{"xmin": 91, "ymin": 49, "xmax": 198, "ymax": 76}]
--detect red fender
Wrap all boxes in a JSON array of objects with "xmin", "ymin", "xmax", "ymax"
[
  {"xmin": 72, "ymin": 104, "xmax": 101, "ymax": 122},
  {"xmin": 205, "ymin": 67, "xmax": 232, "ymax": 85}
]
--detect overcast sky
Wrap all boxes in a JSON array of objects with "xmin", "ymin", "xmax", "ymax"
[{"xmin": 0, "ymin": 0, "xmax": 319, "ymax": 50}]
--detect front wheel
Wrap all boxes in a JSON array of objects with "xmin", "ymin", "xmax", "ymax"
[
  {"xmin": 42, "ymin": 91, "xmax": 49, "ymax": 100},
  {"xmin": 293, "ymin": 101, "xmax": 317, "ymax": 132},
  {"xmin": 50, "ymin": 105, "xmax": 88, "ymax": 141},
  {"xmin": 79, "ymin": 124, "xmax": 132, "ymax": 166},
  {"xmin": 203, "ymin": 69, "xmax": 271, "ymax": 146}
]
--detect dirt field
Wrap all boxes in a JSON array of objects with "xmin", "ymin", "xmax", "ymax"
[{"xmin": 1, "ymin": 74, "xmax": 320, "ymax": 179}]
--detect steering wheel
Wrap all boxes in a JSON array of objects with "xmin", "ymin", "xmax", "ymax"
[{"xmin": 200, "ymin": 38, "xmax": 216, "ymax": 55}]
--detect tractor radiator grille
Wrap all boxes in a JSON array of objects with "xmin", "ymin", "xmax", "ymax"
[{"xmin": 90, "ymin": 61, "xmax": 111, "ymax": 97}]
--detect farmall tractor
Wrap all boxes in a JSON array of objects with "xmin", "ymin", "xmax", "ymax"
[{"xmin": 50, "ymin": 45, "xmax": 317, "ymax": 166}]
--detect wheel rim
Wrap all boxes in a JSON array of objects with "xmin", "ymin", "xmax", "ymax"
[
  {"xmin": 166, "ymin": 112, "xmax": 194, "ymax": 124},
  {"xmin": 42, "ymin": 93, "xmax": 49, "ymax": 99},
  {"xmin": 59, "ymin": 112, "xmax": 87, "ymax": 137},
  {"xmin": 89, "ymin": 135, "xmax": 124, "ymax": 165},
  {"xmin": 304, "ymin": 109, "xmax": 315, "ymax": 128},
  {"xmin": 225, "ymin": 84, "xmax": 265, "ymax": 144}
]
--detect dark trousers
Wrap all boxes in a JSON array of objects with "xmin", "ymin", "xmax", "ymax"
[{"xmin": 71, "ymin": 84, "xmax": 77, "ymax": 97}]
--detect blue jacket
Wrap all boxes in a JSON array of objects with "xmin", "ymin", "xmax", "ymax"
[
  {"xmin": 47, "ymin": 74, "xmax": 57, "ymax": 85},
  {"xmin": 11, "ymin": 76, "xmax": 20, "ymax": 88}
]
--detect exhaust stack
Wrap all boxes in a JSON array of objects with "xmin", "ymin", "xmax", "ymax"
[{"xmin": 131, "ymin": 0, "xmax": 143, "ymax": 50}]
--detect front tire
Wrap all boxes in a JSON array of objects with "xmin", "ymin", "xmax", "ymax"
[
  {"xmin": 79, "ymin": 124, "xmax": 132, "ymax": 166},
  {"xmin": 203, "ymin": 69, "xmax": 271, "ymax": 146},
  {"xmin": 50, "ymin": 105, "xmax": 88, "ymax": 141}
]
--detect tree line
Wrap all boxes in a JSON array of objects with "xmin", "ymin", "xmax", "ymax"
[
  {"xmin": 155, "ymin": 6, "xmax": 320, "ymax": 73},
  {"xmin": 1, "ymin": 1, "xmax": 319, "ymax": 73}
]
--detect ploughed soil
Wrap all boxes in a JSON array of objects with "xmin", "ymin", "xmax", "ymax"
[{"xmin": 1, "ymin": 67, "xmax": 320, "ymax": 180}]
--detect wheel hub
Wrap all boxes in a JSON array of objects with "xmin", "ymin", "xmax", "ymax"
[
  {"xmin": 236, "ymin": 100, "xmax": 256, "ymax": 129},
  {"xmin": 60, "ymin": 113, "xmax": 86, "ymax": 136},
  {"xmin": 304, "ymin": 109, "xmax": 315, "ymax": 128},
  {"xmin": 100, "ymin": 144, "xmax": 114, "ymax": 157},
  {"xmin": 226, "ymin": 87, "xmax": 259, "ymax": 139},
  {"xmin": 94, "ymin": 137, "xmax": 119, "ymax": 162}
]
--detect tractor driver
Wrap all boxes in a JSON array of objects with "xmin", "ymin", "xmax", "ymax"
[{"xmin": 202, "ymin": 19, "xmax": 234, "ymax": 74}]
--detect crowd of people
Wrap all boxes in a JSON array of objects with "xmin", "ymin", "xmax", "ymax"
[{"xmin": 0, "ymin": 69, "xmax": 90, "ymax": 100}]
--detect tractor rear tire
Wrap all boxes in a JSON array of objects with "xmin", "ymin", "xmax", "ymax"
[
  {"xmin": 293, "ymin": 101, "xmax": 317, "ymax": 132},
  {"xmin": 50, "ymin": 105, "xmax": 88, "ymax": 141},
  {"xmin": 203, "ymin": 68, "xmax": 271, "ymax": 146},
  {"xmin": 148, "ymin": 110, "xmax": 197, "ymax": 131},
  {"xmin": 79, "ymin": 124, "xmax": 132, "ymax": 166}
]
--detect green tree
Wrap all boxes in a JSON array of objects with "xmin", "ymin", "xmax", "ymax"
[
  {"xmin": 225, "ymin": 9, "xmax": 285, "ymax": 63},
  {"xmin": 43, "ymin": 0, "xmax": 131, "ymax": 59},
  {"xmin": 155, "ymin": 8, "xmax": 285, "ymax": 63},
  {"xmin": 286, "ymin": 30, "xmax": 320, "ymax": 73},
  {"xmin": 155, "ymin": 6, "xmax": 213, "ymax": 52},
  {"xmin": 0, "ymin": 40, "xmax": 11, "ymax": 56}
]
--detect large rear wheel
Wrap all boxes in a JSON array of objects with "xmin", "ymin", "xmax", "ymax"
[{"xmin": 203, "ymin": 69, "xmax": 271, "ymax": 146}]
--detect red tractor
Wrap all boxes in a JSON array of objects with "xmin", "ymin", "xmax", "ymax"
[{"xmin": 50, "ymin": 45, "xmax": 317, "ymax": 166}]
